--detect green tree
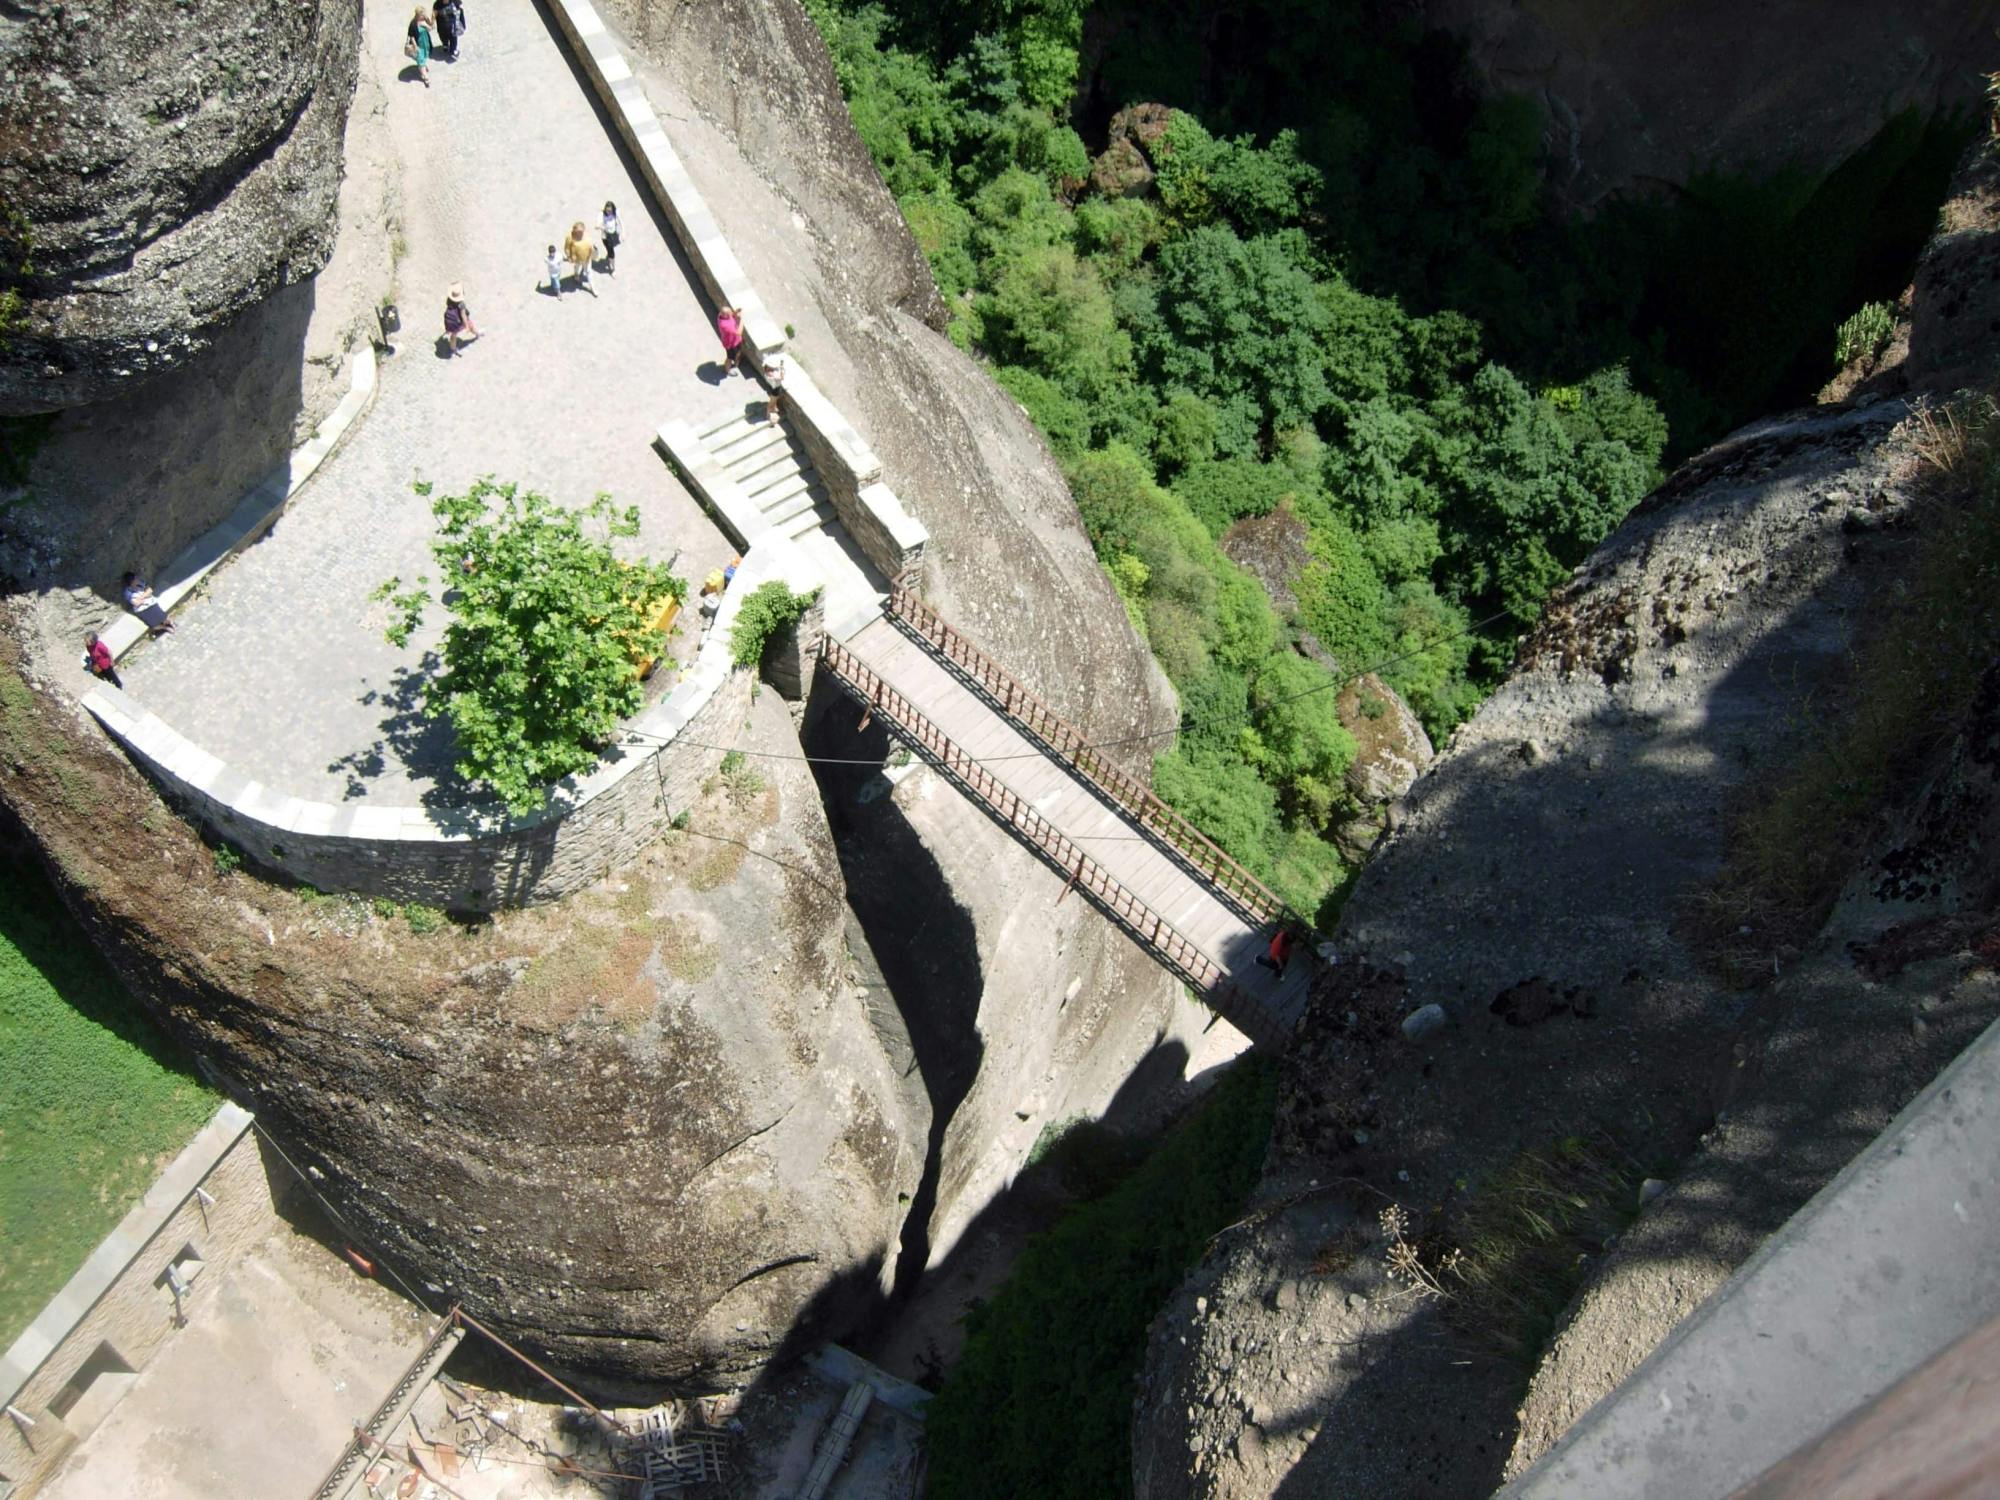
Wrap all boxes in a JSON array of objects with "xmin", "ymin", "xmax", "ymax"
[
  {"xmin": 1243, "ymin": 650, "xmax": 1356, "ymax": 824},
  {"xmin": 1145, "ymin": 225, "xmax": 1332, "ymax": 442},
  {"xmin": 374, "ymin": 479, "xmax": 684, "ymax": 813}
]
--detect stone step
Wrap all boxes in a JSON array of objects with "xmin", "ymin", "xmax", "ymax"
[
  {"xmin": 782, "ymin": 498, "xmax": 841, "ymax": 541},
  {"xmin": 710, "ymin": 421, "xmax": 788, "ymax": 469},
  {"xmin": 766, "ymin": 485, "xmax": 835, "ymax": 533},
  {"xmin": 699, "ymin": 408, "xmax": 771, "ymax": 446},
  {"xmin": 732, "ymin": 447, "xmax": 810, "ymax": 495},
  {"xmin": 752, "ymin": 470, "xmax": 814, "ymax": 512}
]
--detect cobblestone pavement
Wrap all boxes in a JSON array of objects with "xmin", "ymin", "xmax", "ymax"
[{"xmin": 128, "ymin": 0, "xmax": 761, "ymax": 805}]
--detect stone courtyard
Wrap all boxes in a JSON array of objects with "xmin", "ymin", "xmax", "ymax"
[{"xmin": 121, "ymin": 0, "xmax": 760, "ymax": 806}]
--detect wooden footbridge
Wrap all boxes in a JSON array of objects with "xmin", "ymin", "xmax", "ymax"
[{"xmin": 818, "ymin": 588, "xmax": 1317, "ymax": 1048}]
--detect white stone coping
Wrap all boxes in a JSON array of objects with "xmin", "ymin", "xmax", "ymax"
[
  {"xmin": 779, "ymin": 364, "xmax": 882, "ymax": 489},
  {"xmin": 807, "ymin": 1342, "xmax": 932, "ymax": 1421},
  {"xmin": 542, "ymin": 0, "xmax": 785, "ymax": 355},
  {"xmin": 655, "ymin": 416, "xmax": 766, "ymax": 553},
  {"xmin": 1502, "ymin": 1013, "xmax": 2000, "ymax": 1500},
  {"xmin": 103, "ymin": 345, "xmax": 378, "ymax": 659},
  {"xmin": 0, "ymin": 1102, "xmax": 256, "ymax": 1410},
  {"xmin": 540, "ymin": 0, "xmax": 927, "ymax": 576},
  {"xmin": 85, "ymin": 540, "xmax": 826, "ymax": 862}
]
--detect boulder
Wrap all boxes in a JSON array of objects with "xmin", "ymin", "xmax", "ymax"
[{"xmin": 0, "ymin": 0, "xmax": 363, "ymax": 413}]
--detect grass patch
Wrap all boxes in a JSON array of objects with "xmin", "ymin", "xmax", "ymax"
[
  {"xmin": 925, "ymin": 1058, "xmax": 1276, "ymax": 1500},
  {"xmin": 0, "ymin": 856, "xmax": 217, "ymax": 1345},
  {"xmin": 1435, "ymin": 1132, "xmax": 1645, "ymax": 1366},
  {"xmin": 509, "ymin": 918, "xmax": 658, "ymax": 1027},
  {"xmin": 0, "ymin": 670, "xmax": 100, "ymax": 814},
  {"xmin": 1688, "ymin": 395, "xmax": 2000, "ymax": 980}
]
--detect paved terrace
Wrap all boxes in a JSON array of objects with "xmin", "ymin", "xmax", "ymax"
[{"xmin": 124, "ymin": 0, "xmax": 762, "ymax": 806}]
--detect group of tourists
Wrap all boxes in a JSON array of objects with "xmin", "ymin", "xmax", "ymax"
[
  {"xmin": 545, "ymin": 205, "xmax": 622, "ymax": 297},
  {"xmin": 404, "ymin": 2, "xmax": 466, "ymax": 85}
]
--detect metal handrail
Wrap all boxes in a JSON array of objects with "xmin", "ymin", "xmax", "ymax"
[
  {"xmin": 883, "ymin": 586, "xmax": 1306, "ymax": 935},
  {"xmin": 818, "ymin": 637, "xmax": 1288, "ymax": 1047}
]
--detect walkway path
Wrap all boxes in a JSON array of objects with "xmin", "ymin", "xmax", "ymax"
[
  {"xmin": 827, "ymin": 609, "xmax": 1313, "ymax": 1044},
  {"xmin": 126, "ymin": 0, "xmax": 757, "ymax": 805}
]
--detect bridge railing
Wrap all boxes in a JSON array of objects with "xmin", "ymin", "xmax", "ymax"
[
  {"xmin": 819, "ymin": 636, "xmax": 1287, "ymax": 1047},
  {"xmin": 884, "ymin": 585, "xmax": 1306, "ymax": 936}
]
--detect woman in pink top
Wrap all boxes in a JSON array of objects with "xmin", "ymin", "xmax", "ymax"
[{"xmin": 716, "ymin": 305, "xmax": 744, "ymax": 374}]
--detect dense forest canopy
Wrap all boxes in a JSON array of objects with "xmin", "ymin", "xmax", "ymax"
[{"xmin": 805, "ymin": 0, "xmax": 1967, "ymax": 924}]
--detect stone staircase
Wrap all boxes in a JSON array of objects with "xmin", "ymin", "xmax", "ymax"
[
  {"xmin": 700, "ymin": 409, "xmax": 842, "ymax": 544},
  {"xmin": 655, "ymin": 405, "xmax": 887, "ymax": 642}
]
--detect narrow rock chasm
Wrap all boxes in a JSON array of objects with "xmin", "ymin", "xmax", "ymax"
[{"xmin": 800, "ymin": 676, "xmax": 986, "ymax": 1308}]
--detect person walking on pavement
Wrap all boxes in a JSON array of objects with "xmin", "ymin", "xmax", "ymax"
[
  {"xmin": 563, "ymin": 222, "xmax": 596, "ymax": 295},
  {"xmin": 405, "ymin": 7, "xmax": 435, "ymax": 85},
  {"xmin": 716, "ymin": 305, "xmax": 744, "ymax": 374},
  {"xmin": 545, "ymin": 244, "xmax": 564, "ymax": 297},
  {"xmin": 436, "ymin": 0, "xmax": 464, "ymax": 61},
  {"xmin": 600, "ymin": 201, "xmax": 621, "ymax": 274},
  {"xmin": 443, "ymin": 284, "xmax": 481, "ymax": 355},
  {"xmin": 83, "ymin": 631, "xmax": 123, "ymax": 688}
]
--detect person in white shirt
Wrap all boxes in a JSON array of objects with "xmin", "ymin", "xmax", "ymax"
[
  {"xmin": 764, "ymin": 351, "xmax": 787, "ymax": 424},
  {"xmin": 601, "ymin": 201, "xmax": 621, "ymax": 273}
]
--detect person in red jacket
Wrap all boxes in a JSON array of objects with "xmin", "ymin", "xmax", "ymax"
[
  {"xmin": 83, "ymin": 631, "xmax": 122, "ymax": 689},
  {"xmin": 1255, "ymin": 927, "xmax": 1297, "ymax": 979}
]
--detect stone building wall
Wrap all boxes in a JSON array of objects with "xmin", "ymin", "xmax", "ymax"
[{"xmin": 0, "ymin": 1106, "xmax": 288, "ymax": 1493}]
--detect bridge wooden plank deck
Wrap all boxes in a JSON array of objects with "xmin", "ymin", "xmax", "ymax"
[{"xmin": 842, "ymin": 617, "xmax": 1314, "ymax": 1040}]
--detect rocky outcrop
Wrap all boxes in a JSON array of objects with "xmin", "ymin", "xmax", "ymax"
[
  {"xmin": 1, "ymin": 646, "xmax": 920, "ymax": 1385},
  {"xmin": 1, "ymin": 0, "xmax": 1198, "ymax": 1392},
  {"xmin": 1132, "ymin": 145, "xmax": 2000, "ymax": 1499},
  {"xmin": 600, "ymin": 0, "xmax": 1205, "ymax": 1286},
  {"xmin": 1089, "ymin": 102, "xmax": 1171, "ymax": 199},
  {"xmin": 0, "ymin": 0, "xmax": 361, "ymax": 413},
  {"xmin": 1421, "ymin": 0, "xmax": 2000, "ymax": 210}
]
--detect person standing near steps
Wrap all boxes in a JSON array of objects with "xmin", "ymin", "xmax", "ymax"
[{"xmin": 716, "ymin": 305, "xmax": 744, "ymax": 374}]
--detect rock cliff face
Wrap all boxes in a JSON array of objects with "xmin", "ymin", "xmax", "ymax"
[
  {"xmin": 1130, "ymin": 145, "xmax": 2000, "ymax": 1498},
  {"xmin": 1421, "ymin": 0, "xmax": 1999, "ymax": 209},
  {"xmin": 0, "ymin": 0, "xmax": 360, "ymax": 413},
  {"xmin": 599, "ymin": 0, "xmax": 1208, "ymax": 1279},
  {"xmin": 0, "ymin": 0, "xmax": 1199, "ymax": 1391},
  {"xmin": 2, "ymin": 645, "xmax": 921, "ymax": 1385}
]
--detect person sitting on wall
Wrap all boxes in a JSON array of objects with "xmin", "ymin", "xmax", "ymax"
[{"xmin": 120, "ymin": 572, "xmax": 175, "ymax": 636}]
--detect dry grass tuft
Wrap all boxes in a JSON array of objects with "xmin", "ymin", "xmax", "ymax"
[{"xmin": 1687, "ymin": 393, "xmax": 2000, "ymax": 982}]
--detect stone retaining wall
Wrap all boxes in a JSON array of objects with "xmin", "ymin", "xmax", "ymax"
[
  {"xmin": 0, "ymin": 1105, "xmax": 284, "ymax": 1494},
  {"xmin": 88, "ymin": 624, "xmax": 755, "ymax": 911},
  {"xmin": 84, "ymin": 542, "xmax": 831, "ymax": 909}
]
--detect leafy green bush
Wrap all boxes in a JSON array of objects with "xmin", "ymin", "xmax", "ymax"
[
  {"xmin": 1833, "ymin": 300, "xmax": 1896, "ymax": 366},
  {"xmin": 926, "ymin": 1058, "xmax": 1277, "ymax": 1500},
  {"xmin": 373, "ymin": 478, "xmax": 684, "ymax": 814},
  {"xmin": 728, "ymin": 580, "xmax": 820, "ymax": 670},
  {"xmin": 404, "ymin": 904, "xmax": 447, "ymax": 935}
]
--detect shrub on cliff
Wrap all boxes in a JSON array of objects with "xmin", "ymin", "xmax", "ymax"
[
  {"xmin": 728, "ymin": 580, "xmax": 819, "ymax": 670},
  {"xmin": 373, "ymin": 478, "xmax": 684, "ymax": 814}
]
